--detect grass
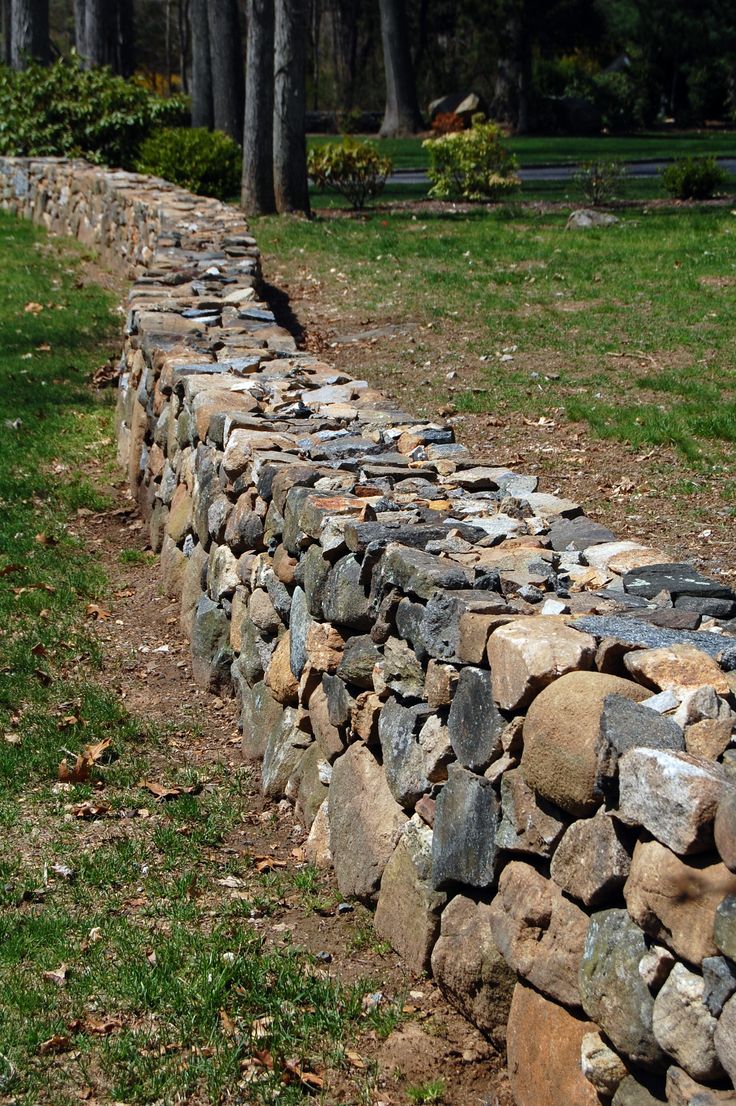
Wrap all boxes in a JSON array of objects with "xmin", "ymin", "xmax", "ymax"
[
  {"xmin": 0, "ymin": 213, "xmax": 404, "ymax": 1104},
  {"xmin": 254, "ymin": 203, "xmax": 736, "ymax": 477},
  {"xmin": 406, "ymin": 1079, "xmax": 447, "ymax": 1104},
  {"xmin": 308, "ymin": 128, "xmax": 736, "ymax": 171}
]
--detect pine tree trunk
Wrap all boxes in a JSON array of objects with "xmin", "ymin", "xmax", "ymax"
[
  {"xmin": 241, "ymin": 0, "xmax": 276, "ymax": 214},
  {"xmin": 178, "ymin": 0, "xmax": 190, "ymax": 93},
  {"xmin": 273, "ymin": 0, "xmax": 310, "ymax": 215},
  {"xmin": 73, "ymin": 0, "xmax": 85, "ymax": 57},
  {"xmin": 2, "ymin": 0, "xmax": 12, "ymax": 65},
  {"xmin": 115, "ymin": 0, "xmax": 134, "ymax": 77},
  {"xmin": 207, "ymin": 0, "xmax": 245, "ymax": 143},
  {"xmin": 10, "ymin": 0, "xmax": 49, "ymax": 68},
  {"xmin": 85, "ymin": 0, "xmax": 113, "ymax": 67},
  {"xmin": 377, "ymin": 0, "xmax": 421, "ymax": 137},
  {"xmin": 190, "ymin": 0, "xmax": 213, "ymax": 127}
]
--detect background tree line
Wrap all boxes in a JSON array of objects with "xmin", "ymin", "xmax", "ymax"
[{"xmin": 1, "ymin": 0, "xmax": 735, "ymax": 215}]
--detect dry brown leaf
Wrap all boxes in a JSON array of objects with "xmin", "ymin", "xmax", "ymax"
[
  {"xmin": 35, "ymin": 532, "xmax": 58, "ymax": 546},
  {"xmin": 219, "ymin": 1009, "xmax": 236, "ymax": 1037},
  {"xmin": 345, "ymin": 1050, "xmax": 365, "ymax": 1069},
  {"xmin": 84, "ymin": 737, "xmax": 111, "ymax": 763},
  {"xmin": 138, "ymin": 780, "xmax": 202, "ymax": 801},
  {"xmin": 42, "ymin": 963, "xmax": 68, "ymax": 987},
  {"xmin": 38, "ymin": 1034, "xmax": 72, "ymax": 1054},
  {"xmin": 283, "ymin": 1059, "xmax": 324, "ymax": 1091},
  {"xmin": 0, "ymin": 563, "xmax": 25, "ymax": 577},
  {"xmin": 36, "ymin": 342, "xmax": 52, "ymax": 352},
  {"xmin": 31, "ymin": 642, "xmax": 48, "ymax": 657},
  {"xmin": 57, "ymin": 715, "xmax": 80, "ymax": 729},
  {"xmin": 86, "ymin": 603, "xmax": 111, "ymax": 621},
  {"xmin": 24, "ymin": 301, "xmax": 44, "ymax": 314},
  {"xmin": 71, "ymin": 800, "xmax": 110, "ymax": 819},
  {"xmin": 254, "ymin": 856, "xmax": 287, "ymax": 874},
  {"xmin": 250, "ymin": 1015, "xmax": 273, "ymax": 1040},
  {"xmin": 58, "ymin": 754, "xmax": 91, "ymax": 784},
  {"xmin": 3, "ymin": 732, "xmax": 21, "ymax": 746}
]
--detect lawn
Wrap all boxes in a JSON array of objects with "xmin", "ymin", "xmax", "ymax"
[
  {"xmin": 255, "ymin": 202, "xmax": 736, "ymax": 480},
  {"xmin": 308, "ymin": 129, "xmax": 736, "ymax": 171},
  {"xmin": 0, "ymin": 214, "xmax": 398, "ymax": 1105}
]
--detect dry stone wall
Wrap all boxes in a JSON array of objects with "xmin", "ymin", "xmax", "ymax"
[{"xmin": 4, "ymin": 156, "xmax": 736, "ymax": 1106}]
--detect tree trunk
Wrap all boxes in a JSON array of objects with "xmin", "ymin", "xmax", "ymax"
[
  {"xmin": 73, "ymin": 0, "xmax": 85, "ymax": 57},
  {"xmin": 207, "ymin": 0, "xmax": 245, "ymax": 143},
  {"xmin": 85, "ymin": 0, "xmax": 113, "ymax": 67},
  {"xmin": 10, "ymin": 0, "xmax": 49, "ymax": 68},
  {"xmin": 241, "ymin": 0, "xmax": 276, "ymax": 214},
  {"xmin": 273, "ymin": 0, "xmax": 310, "ymax": 214},
  {"xmin": 115, "ymin": 0, "xmax": 134, "ymax": 76},
  {"xmin": 190, "ymin": 0, "xmax": 213, "ymax": 127},
  {"xmin": 178, "ymin": 0, "xmax": 190, "ymax": 93},
  {"xmin": 1, "ymin": 0, "xmax": 12, "ymax": 65},
  {"xmin": 377, "ymin": 0, "xmax": 421, "ymax": 137}
]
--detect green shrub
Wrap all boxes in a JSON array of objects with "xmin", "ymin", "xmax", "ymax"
[
  {"xmin": 0, "ymin": 56, "xmax": 187, "ymax": 168},
  {"xmin": 307, "ymin": 137, "xmax": 392, "ymax": 210},
  {"xmin": 661, "ymin": 156, "xmax": 728, "ymax": 200},
  {"xmin": 574, "ymin": 160, "xmax": 627, "ymax": 206},
  {"xmin": 135, "ymin": 127, "xmax": 241, "ymax": 199},
  {"xmin": 423, "ymin": 115, "xmax": 519, "ymax": 202}
]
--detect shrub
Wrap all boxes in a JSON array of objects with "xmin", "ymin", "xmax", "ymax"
[
  {"xmin": 135, "ymin": 127, "xmax": 241, "ymax": 199},
  {"xmin": 307, "ymin": 138, "xmax": 392, "ymax": 210},
  {"xmin": 574, "ymin": 160, "xmax": 627, "ymax": 206},
  {"xmin": 0, "ymin": 56, "xmax": 187, "ymax": 168},
  {"xmin": 431, "ymin": 111, "xmax": 466, "ymax": 135},
  {"xmin": 661, "ymin": 156, "xmax": 728, "ymax": 200},
  {"xmin": 423, "ymin": 114, "xmax": 519, "ymax": 202}
]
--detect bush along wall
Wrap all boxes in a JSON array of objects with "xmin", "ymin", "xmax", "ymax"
[{"xmin": 3, "ymin": 156, "xmax": 736, "ymax": 1106}]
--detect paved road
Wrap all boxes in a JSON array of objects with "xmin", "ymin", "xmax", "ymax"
[{"xmin": 389, "ymin": 158, "xmax": 736, "ymax": 185}]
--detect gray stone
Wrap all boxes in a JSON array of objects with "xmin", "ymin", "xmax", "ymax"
[
  {"xmin": 623, "ymin": 564, "xmax": 735, "ymax": 602},
  {"xmin": 336, "ymin": 635, "xmax": 380, "ymax": 689},
  {"xmin": 295, "ymin": 744, "xmax": 330, "ymax": 829},
  {"xmin": 419, "ymin": 590, "xmax": 508, "ymax": 662},
  {"xmin": 447, "ymin": 666, "xmax": 505, "ymax": 772},
  {"xmin": 190, "ymin": 596, "xmax": 233, "ymax": 692},
  {"xmin": 328, "ymin": 743, "xmax": 407, "ymax": 901},
  {"xmin": 373, "ymin": 637, "xmax": 425, "ymax": 699},
  {"xmin": 716, "ymin": 896, "xmax": 736, "ymax": 960},
  {"xmin": 611, "ymin": 1076, "xmax": 665, "ymax": 1106},
  {"xmin": 302, "ymin": 542, "xmax": 331, "ymax": 618},
  {"xmin": 374, "ymin": 816, "xmax": 447, "ymax": 973},
  {"xmin": 599, "ymin": 694, "xmax": 685, "ymax": 781},
  {"xmin": 430, "ymin": 895, "xmax": 516, "ymax": 1036},
  {"xmin": 567, "ymin": 208, "xmax": 620, "ymax": 229},
  {"xmin": 579, "ymin": 909, "xmax": 666, "ymax": 1070},
  {"xmin": 570, "ymin": 615, "xmax": 736, "ymax": 665},
  {"xmin": 703, "ymin": 957, "xmax": 736, "ymax": 1018},
  {"xmin": 288, "ymin": 586, "xmax": 311, "ymax": 681},
  {"xmin": 261, "ymin": 708, "xmax": 311, "ymax": 799},
  {"xmin": 497, "ymin": 768, "xmax": 567, "ymax": 858},
  {"xmin": 378, "ymin": 698, "xmax": 431, "ymax": 808},
  {"xmin": 322, "ymin": 673, "xmax": 353, "ymax": 727},
  {"xmin": 432, "ymin": 765, "xmax": 499, "ymax": 891},
  {"xmin": 207, "ymin": 543, "xmax": 239, "ymax": 601},
  {"xmin": 239, "ymin": 680, "xmax": 283, "ymax": 762},
  {"xmin": 322, "ymin": 554, "xmax": 371, "ymax": 629},
  {"xmin": 551, "ymin": 809, "xmax": 631, "ymax": 907},
  {"xmin": 714, "ymin": 992, "xmax": 736, "ymax": 1085},
  {"xmin": 652, "ymin": 962, "xmax": 723, "ymax": 1081},
  {"xmin": 381, "ymin": 542, "xmax": 474, "ymax": 599},
  {"xmin": 618, "ymin": 748, "xmax": 734, "ymax": 855},
  {"xmin": 581, "ymin": 1031, "xmax": 629, "ymax": 1097},
  {"xmin": 549, "ymin": 515, "xmax": 617, "ymax": 551},
  {"xmin": 676, "ymin": 595, "xmax": 736, "ymax": 620},
  {"xmin": 665, "ymin": 1066, "xmax": 736, "ymax": 1106}
]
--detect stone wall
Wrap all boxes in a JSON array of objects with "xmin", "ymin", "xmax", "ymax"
[{"xmin": 4, "ymin": 156, "xmax": 736, "ymax": 1106}]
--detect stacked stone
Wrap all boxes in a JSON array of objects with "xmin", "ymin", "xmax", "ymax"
[{"xmin": 5, "ymin": 157, "xmax": 736, "ymax": 1106}]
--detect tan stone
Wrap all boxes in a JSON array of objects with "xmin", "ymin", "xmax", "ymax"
[
  {"xmin": 160, "ymin": 533, "xmax": 187, "ymax": 599},
  {"xmin": 686, "ymin": 718, "xmax": 733, "ymax": 759},
  {"xmin": 624, "ymin": 644, "xmax": 731, "ymax": 697},
  {"xmin": 349, "ymin": 691, "xmax": 381, "ymax": 745},
  {"xmin": 489, "ymin": 861, "xmax": 589, "ymax": 1008},
  {"xmin": 273, "ymin": 543, "xmax": 298, "ymax": 586},
  {"xmin": 580, "ymin": 1031, "xmax": 628, "ymax": 1098},
  {"xmin": 305, "ymin": 622, "xmax": 345, "ymax": 674},
  {"xmin": 457, "ymin": 612, "xmax": 501, "ymax": 664},
  {"xmin": 309, "ymin": 683, "xmax": 345, "ymax": 762},
  {"xmin": 230, "ymin": 586, "xmax": 248, "ymax": 652},
  {"xmin": 327, "ymin": 743, "xmax": 407, "ymax": 901},
  {"xmin": 375, "ymin": 816, "xmax": 447, "ymax": 974},
  {"xmin": 666, "ymin": 1066, "xmax": 736, "ymax": 1106},
  {"xmin": 507, "ymin": 982, "xmax": 599, "ymax": 1106},
  {"xmin": 430, "ymin": 894, "xmax": 516, "ymax": 1036},
  {"xmin": 425, "ymin": 659, "xmax": 459, "ymax": 709},
  {"xmin": 624, "ymin": 839, "xmax": 736, "ymax": 964},
  {"xmin": 264, "ymin": 632, "xmax": 299, "ymax": 705},
  {"xmin": 166, "ymin": 482, "xmax": 193, "ymax": 543},
  {"xmin": 521, "ymin": 670, "xmax": 648, "ymax": 817},
  {"xmin": 304, "ymin": 799, "xmax": 332, "ymax": 869},
  {"xmin": 487, "ymin": 617, "xmax": 596, "ymax": 711}
]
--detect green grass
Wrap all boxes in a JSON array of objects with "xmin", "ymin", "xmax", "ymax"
[
  {"xmin": 254, "ymin": 203, "xmax": 736, "ymax": 475},
  {"xmin": 0, "ymin": 213, "xmax": 403, "ymax": 1104},
  {"xmin": 308, "ymin": 128, "xmax": 736, "ymax": 171}
]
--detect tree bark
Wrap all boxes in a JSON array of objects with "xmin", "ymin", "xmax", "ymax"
[
  {"xmin": 84, "ymin": 0, "xmax": 114, "ymax": 67},
  {"xmin": 241, "ymin": 0, "xmax": 276, "ymax": 214},
  {"xmin": 73, "ymin": 0, "xmax": 85, "ymax": 57},
  {"xmin": 273, "ymin": 0, "xmax": 310, "ymax": 214},
  {"xmin": 10, "ymin": 0, "xmax": 49, "ymax": 68},
  {"xmin": 190, "ymin": 0, "xmax": 213, "ymax": 127},
  {"xmin": 207, "ymin": 0, "xmax": 245, "ymax": 143},
  {"xmin": 2, "ymin": 0, "xmax": 12, "ymax": 65},
  {"xmin": 377, "ymin": 0, "xmax": 421, "ymax": 137}
]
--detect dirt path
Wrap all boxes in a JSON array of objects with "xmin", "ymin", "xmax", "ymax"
[{"xmin": 76, "ymin": 479, "xmax": 512, "ymax": 1106}]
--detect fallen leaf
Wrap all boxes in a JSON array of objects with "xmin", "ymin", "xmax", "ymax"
[
  {"xmin": 33, "ymin": 667, "xmax": 52, "ymax": 686},
  {"xmin": 138, "ymin": 780, "xmax": 203, "ymax": 801},
  {"xmin": 31, "ymin": 642, "xmax": 48, "ymax": 657},
  {"xmin": 42, "ymin": 963, "xmax": 68, "ymax": 987},
  {"xmin": 35, "ymin": 342, "xmax": 52, "ymax": 352},
  {"xmin": 254, "ymin": 856, "xmax": 287, "ymax": 874},
  {"xmin": 284, "ymin": 1059, "xmax": 324, "ymax": 1091},
  {"xmin": 86, "ymin": 603, "xmax": 110, "ymax": 621},
  {"xmin": 217, "ymin": 875, "xmax": 246, "ymax": 889},
  {"xmin": 250, "ymin": 1015, "xmax": 273, "ymax": 1040},
  {"xmin": 0, "ymin": 563, "xmax": 25, "ymax": 577},
  {"xmin": 71, "ymin": 800, "xmax": 110, "ymax": 819},
  {"xmin": 219, "ymin": 1009, "xmax": 236, "ymax": 1037},
  {"xmin": 345, "ymin": 1050, "xmax": 365, "ymax": 1070},
  {"xmin": 3, "ymin": 732, "xmax": 21, "ymax": 746},
  {"xmin": 38, "ymin": 1034, "xmax": 72, "ymax": 1054},
  {"xmin": 35, "ymin": 532, "xmax": 58, "ymax": 546},
  {"xmin": 84, "ymin": 737, "xmax": 112, "ymax": 763},
  {"xmin": 57, "ymin": 715, "xmax": 80, "ymax": 729},
  {"xmin": 58, "ymin": 754, "xmax": 91, "ymax": 784},
  {"xmin": 24, "ymin": 301, "xmax": 44, "ymax": 315}
]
